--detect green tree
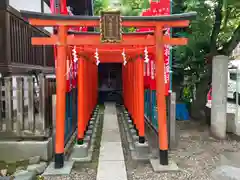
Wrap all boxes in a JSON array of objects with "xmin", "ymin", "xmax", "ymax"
[
  {"xmin": 93, "ymin": 0, "xmax": 148, "ymax": 32},
  {"xmin": 93, "ymin": 0, "xmax": 109, "ymax": 15},
  {"xmin": 93, "ymin": 0, "xmax": 148, "ymax": 16},
  {"xmin": 173, "ymin": 0, "xmax": 240, "ymax": 119}
]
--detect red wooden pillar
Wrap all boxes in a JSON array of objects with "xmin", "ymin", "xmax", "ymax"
[
  {"xmin": 155, "ymin": 26, "xmax": 169, "ymax": 165},
  {"xmin": 91, "ymin": 63, "xmax": 95, "ymax": 112},
  {"xmin": 122, "ymin": 65, "xmax": 125, "ymax": 106},
  {"xmin": 96, "ymin": 64, "xmax": 98, "ymax": 105},
  {"xmin": 89, "ymin": 62, "xmax": 92, "ymax": 117},
  {"xmin": 95, "ymin": 64, "xmax": 98, "ymax": 106},
  {"xmin": 124, "ymin": 65, "xmax": 128, "ymax": 108},
  {"xmin": 136, "ymin": 58, "xmax": 145, "ymax": 143},
  {"xmin": 54, "ymin": 0, "xmax": 68, "ymax": 169},
  {"xmin": 83, "ymin": 59, "xmax": 87, "ymax": 134},
  {"xmin": 129, "ymin": 62, "xmax": 134, "ymax": 122},
  {"xmin": 92, "ymin": 63, "xmax": 94, "ymax": 113},
  {"xmin": 129, "ymin": 62, "xmax": 131, "ymax": 113},
  {"xmin": 86, "ymin": 60, "xmax": 90, "ymax": 125},
  {"xmin": 55, "ymin": 26, "xmax": 67, "ymax": 169},
  {"xmin": 129, "ymin": 62, "xmax": 133, "ymax": 115},
  {"xmin": 94, "ymin": 64, "xmax": 96, "ymax": 109},
  {"xmin": 93, "ymin": 63, "xmax": 95, "ymax": 110},
  {"xmin": 77, "ymin": 57, "xmax": 85, "ymax": 145},
  {"xmin": 133, "ymin": 60, "xmax": 139, "ymax": 133}
]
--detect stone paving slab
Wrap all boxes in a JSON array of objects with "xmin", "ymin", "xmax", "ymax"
[
  {"xmin": 97, "ymin": 103, "xmax": 127, "ymax": 180},
  {"xmin": 103, "ymin": 121, "xmax": 119, "ymax": 130},
  {"xmin": 103, "ymin": 122, "xmax": 119, "ymax": 131},
  {"xmin": 99, "ymin": 142, "xmax": 125, "ymax": 161},
  {"xmin": 14, "ymin": 171, "xmax": 36, "ymax": 180},
  {"xmin": 101, "ymin": 129, "xmax": 121, "ymax": 142},
  {"xmin": 220, "ymin": 151, "xmax": 240, "ymax": 168},
  {"xmin": 43, "ymin": 161, "xmax": 74, "ymax": 176},
  {"xmin": 103, "ymin": 115, "xmax": 118, "ymax": 122},
  {"xmin": 97, "ymin": 161, "xmax": 127, "ymax": 180},
  {"xmin": 211, "ymin": 165, "xmax": 240, "ymax": 180}
]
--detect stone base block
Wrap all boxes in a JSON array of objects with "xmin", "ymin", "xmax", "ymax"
[
  {"xmin": 90, "ymin": 118, "xmax": 95, "ymax": 123},
  {"xmin": 91, "ymin": 131, "xmax": 97, "ymax": 138},
  {"xmin": 123, "ymin": 125, "xmax": 128, "ymax": 132},
  {"xmin": 0, "ymin": 138, "xmax": 53, "ymax": 162},
  {"xmin": 86, "ymin": 129, "xmax": 93, "ymax": 136},
  {"xmin": 89, "ymin": 137, "xmax": 96, "ymax": 152},
  {"xmin": 71, "ymin": 153, "xmax": 92, "ymax": 162},
  {"xmin": 89, "ymin": 144, "xmax": 94, "ymax": 152},
  {"xmin": 129, "ymin": 143, "xmax": 134, "ymax": 151},
  {"xmin": 150, "ymin": 158, "xmax": 179, "ymax": 172},
  {"xmin": 89, "ymin": 121, "xmax": 95, "ymax": 126},
  {"xmin": 126, "ymin": 133, "xmax": 132, "ymax": 143},
  {"xmin": 88, "ymin": 124, "xmax": 94, "ymax": 130},
  {"xmin": 70, "ymin": 143, "xmax": 88, "ymax": 158},
  {"xmin": 134, "ymin": 141, "xmax": 149, "ymax": 154},
  {"xmin": 84, "ymin": 135, "xmax": 91, "ymax": 145},
  {"xmin": 129, "ymin": 129, "xmax": 137, "ymax": 136},
  {"xmin": 131, "ymin": 150, "xmax": 150, "ymax": 160},
  {"xmin": 43, "ymin": 161, "xmax": 74, "ymax": 175},
  {"xmin": 128, "ymin": 124, "xmax": 134, "ymax": 129},
  {"xmin": 126, "ymin": 119, "xmax": 132, "ymax": 124},
  {"xmin": 132, "ymin": 134, "xmax": 139, "ymax": 141},
  {"xmin": 70, "ymin": 142, "xmax": 94, "ymax": 162}
]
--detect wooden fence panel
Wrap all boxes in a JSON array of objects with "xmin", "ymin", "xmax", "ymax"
[{"xmin": 0, "ymin": 75, "xmax": 56, "ymax": 139}]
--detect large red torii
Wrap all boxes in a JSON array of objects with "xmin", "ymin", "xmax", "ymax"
[{"xmin": 21, "ymin": 10, "xmax": 196, "ymax": 169}]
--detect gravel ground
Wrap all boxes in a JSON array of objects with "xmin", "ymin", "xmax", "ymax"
[
  {"xmin": 43, "ymin": 113, "xmax": 104, "ymax": 180},
  {"xmin": 118, "ymin": 112, "xmax": 240, "ymax": 180},
  {"xmin": 44, "ymin": 106, "xmax": 240, "ymax": 180}
]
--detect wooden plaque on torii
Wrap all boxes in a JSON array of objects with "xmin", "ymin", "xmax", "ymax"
[{"xmin": 100, "ymin": 11, "xmax": 122, "ymax": 43}]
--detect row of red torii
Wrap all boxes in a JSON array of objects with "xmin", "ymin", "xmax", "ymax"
[{"xmin": 21, "ymin": 10, "xmax": 196, "ymax": 169}]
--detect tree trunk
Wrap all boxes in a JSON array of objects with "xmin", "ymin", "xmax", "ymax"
[
  {"xmin": 190, "ymin": 64, "xmax": 212, "ymax": 120},
  {"xmin": 172, "ymin": 73, "xmax": 183, "ymax": 102}
]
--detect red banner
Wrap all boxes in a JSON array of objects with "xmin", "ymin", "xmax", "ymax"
[
  {"xmin": 140, "ymin": 0, "xmax": 171, "ymax": 95},
  {"xmin": 51, "ymin": 1, "xmax": 88, "ymax": 92},
  {"xmin": 144, "ymin": 55, "xmax": 151, "ymax": 88},
  {"xmin": 149, "ymin": 54, "xmax": 156, "ymax": 90}
]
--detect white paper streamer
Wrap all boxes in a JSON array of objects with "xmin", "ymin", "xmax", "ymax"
[
  {"xmin": 122, "ymin": 48, "xmax": 127, "ymax": 66},
  {"xmin": 144, "ymin": 47, "xmax": 149, "ymax": 63},
  {"xmin": 94, "ymin": 48, "xmax": 100, "ymax": 66}
]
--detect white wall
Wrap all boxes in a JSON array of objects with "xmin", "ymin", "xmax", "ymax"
[
  {"xmin": 232, "ymin": 43, "xmax": 240, "ymax": 59},
  {"xmin": 9, "ymin": 0, "xmax": 53, "ymax": 33},
  {"xmin": 9, "ymin": 0, "xmax": 41, "ymax": 12},
  {"xmin": 43, "ymin": 2, "xmax": 53, "ymax": 33}
]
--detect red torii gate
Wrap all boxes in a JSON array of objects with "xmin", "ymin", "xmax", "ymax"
[{"xmin": 21, "ymin": 10, "xmax": 196, "ymax": 169}]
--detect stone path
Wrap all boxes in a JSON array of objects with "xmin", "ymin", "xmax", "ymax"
[{"xmin": 96, "ymin": 102, "xmax": 128, "ymax": 180}]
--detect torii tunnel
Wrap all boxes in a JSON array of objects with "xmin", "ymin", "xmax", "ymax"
[{"xmin": 21, "ymin": 10, "xmax": 196, "ymax": 169}]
